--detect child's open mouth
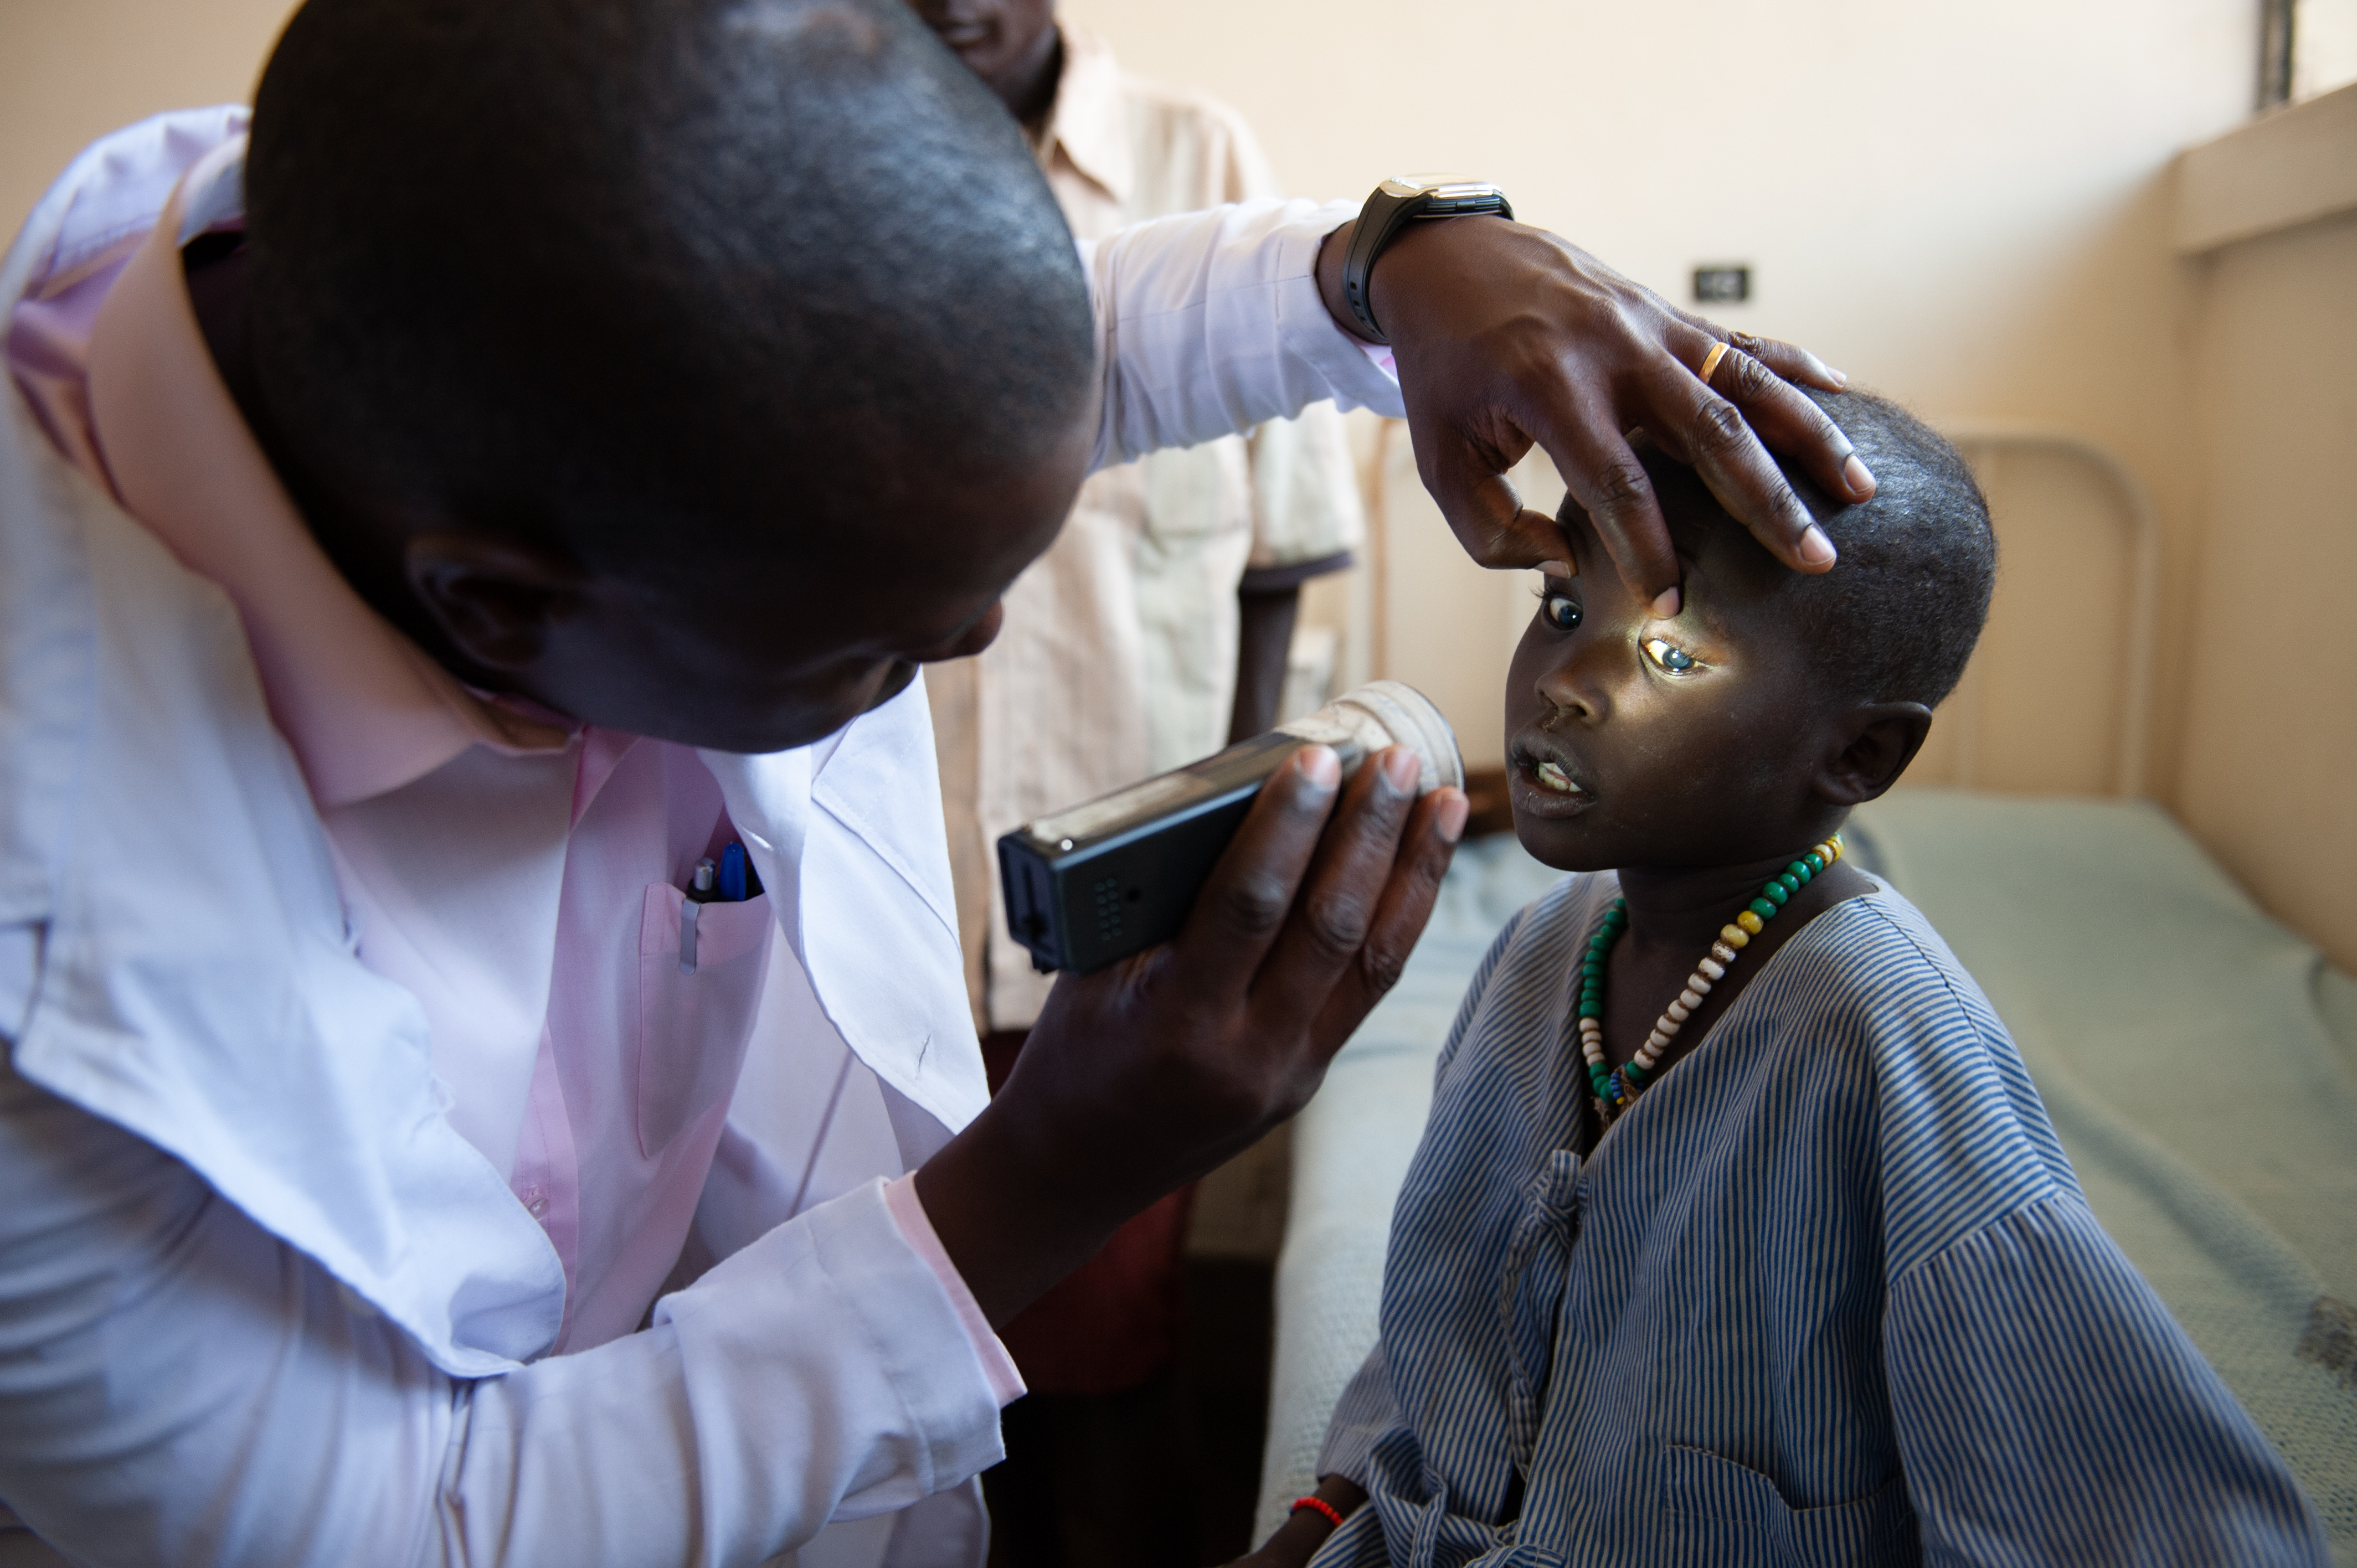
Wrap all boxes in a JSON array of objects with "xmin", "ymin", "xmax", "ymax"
[{"xmin": 1511, "ymin": 748, "xmax": 1594, "ymax": 819}]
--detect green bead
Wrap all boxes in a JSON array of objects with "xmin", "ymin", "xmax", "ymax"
[
  {"xmin": 1805, "ymin": 853, "xmax": 1826, "ymax": 874},
  {"xmin": 1761, "ymin": 881, "xmax": 1790, "ymax": 906},
  {"xmin": 1787, "ymin": 860, "xmax": 1813, "ymax": 883},
  {"xmin": 1622, "ymin": 1060, "xmax": 1649, "ymax": 1085},
  {"xmin": 1749, "ymin": 898, "xmax": 1779, "ymax": 921}
]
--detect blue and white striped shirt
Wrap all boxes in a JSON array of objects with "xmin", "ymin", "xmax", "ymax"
[{"xmin": 1313, "ymin": 873, "xmax": 2327, "ymax": 1566}]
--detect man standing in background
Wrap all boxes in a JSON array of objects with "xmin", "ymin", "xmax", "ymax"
[{"xmin": 908, "ymin": 3, "xmax": 1364, "ymax": 1561}]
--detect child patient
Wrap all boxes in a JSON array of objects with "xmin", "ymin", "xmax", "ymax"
[{"xmin": 1250, "ymin": 393, "xmax": 2328, "ymax": 1567}]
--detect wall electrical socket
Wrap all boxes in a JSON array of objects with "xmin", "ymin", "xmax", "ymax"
[{"xmin": 1692, "ymin": 264, "xmax": 1751, "ymax": 305}]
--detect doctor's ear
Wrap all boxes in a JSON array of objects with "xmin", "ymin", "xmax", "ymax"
[
  {"xmin": 404, "ymin": 532, "xmax": 588, "ymax": 673},
  {"xmin": 1813, "ymin": 702, "xmax": 1933, "ymax": 807}
]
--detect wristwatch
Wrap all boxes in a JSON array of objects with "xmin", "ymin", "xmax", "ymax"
[{"xmin": 1340, "ymin": 175, "xmax": 1514, "ymax": 343}]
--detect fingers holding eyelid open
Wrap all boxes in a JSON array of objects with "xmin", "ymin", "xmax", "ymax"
[{"xmin": 1531, "ymin": 399, "xmax": 1680, "ymax": 606}]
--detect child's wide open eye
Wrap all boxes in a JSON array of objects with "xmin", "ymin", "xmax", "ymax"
[
  {"xmin": 1540, "ymin": 591, "xmax": 1582, "ymax": 633},
  {"xmin": 1641, "ymin": 636, "xmax": 1698, "ymax": 674}
]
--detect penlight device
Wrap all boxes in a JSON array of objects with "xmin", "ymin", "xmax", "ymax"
[{"xmin": 998, "ymin": 681, "xmax": 1464, "ymax": 974}]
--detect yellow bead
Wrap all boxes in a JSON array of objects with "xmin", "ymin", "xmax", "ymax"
[
  {"xmin": 1736, "ymin": 910, "xmax": 1764, "ymax": 935},
  {"xmin": 1828, "ymin": 835, "xmax": 1845, "ymax": 860},
  {"xmin": 1720, "ymin": 923, "xmax": 1749, "ymax": 948}
]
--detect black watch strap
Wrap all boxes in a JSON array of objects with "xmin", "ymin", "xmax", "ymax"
[{"xmin": 1340, "ymin": 177, "xmax": 1512, "ymax": 343}]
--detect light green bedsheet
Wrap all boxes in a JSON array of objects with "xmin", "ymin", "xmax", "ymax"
[
  {"xmin": 1256, "ymin": 793, "xmax": 2357, "ymax": 1559},
  {"xmin": 1856, "ymin": 791, "xmax": 2357, "ymax": 1558}
]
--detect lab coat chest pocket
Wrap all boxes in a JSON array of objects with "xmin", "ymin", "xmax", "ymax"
[{"xmin": 636, "ymin": 883, "xmax": 773, "ymax": 1158}]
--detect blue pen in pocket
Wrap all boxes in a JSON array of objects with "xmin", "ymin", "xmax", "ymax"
[{"xmin": 719, "ymin": 842, "xmax": 749, "ymax": 903}]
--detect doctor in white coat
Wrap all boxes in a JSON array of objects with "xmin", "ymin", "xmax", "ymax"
[{"xmin": 0, "ymin": 0, "xmax": 1871, "ymax": 1563}]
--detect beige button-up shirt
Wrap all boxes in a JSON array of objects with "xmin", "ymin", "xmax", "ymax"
[{"xmin": 929, "ymin": 26, "xmax": 1367, "ymax": 1031}]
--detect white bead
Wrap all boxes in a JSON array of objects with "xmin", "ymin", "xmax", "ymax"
[
  {"xmin": 1678, "ymin": 987, "xmax": 1705, "ymax": 1010},
  {"xmin": 1644, "ymin": 1029, "xmax": 1669, "ymax": 1051},
  {"xmin": 1655, "ymin": 1015, "xmax": 1681, "ymax": 1036},
  {"xmin": 1665, "ymin": 999, "xmax": 1691, "ymax": 1023},
  {"xmin": 1711, "ymin": 942, "xmax": 1739, "ymax": 964},
  {"xmin": 1685, "ymin": 974, "xmax": 1712, "ymax": 996},
  {"xmin": 1698, "ymin": 957, "xmax": 1726, "ymax": 982}
]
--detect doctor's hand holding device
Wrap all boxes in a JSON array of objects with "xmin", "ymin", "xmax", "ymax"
[{"xmin": 999, "ymin": 682, "xmax": 1464, "ymax": 974}]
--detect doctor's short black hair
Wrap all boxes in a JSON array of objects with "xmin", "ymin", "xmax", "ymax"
[
  {"xmin": 1775, "ymin": 388, "xmax": 1995, "ymax": 711},
  {"xmin": 243, "ymin": 0, "xmax": 1093, "ymax": 578}
]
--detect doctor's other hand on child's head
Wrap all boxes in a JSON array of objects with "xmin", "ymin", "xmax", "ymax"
[
  {"xmin": 1506, "ymin": 388, "xmax": 1994, "ymax": 876},
  {"xmin": 1319, "ymin": 221, "xmax": 1875, "ymax": 612}
]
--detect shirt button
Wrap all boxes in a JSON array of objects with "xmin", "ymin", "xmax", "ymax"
[{"xmin": 523, "ymin": 1189, "xmax": 550, "ymax": 1220}]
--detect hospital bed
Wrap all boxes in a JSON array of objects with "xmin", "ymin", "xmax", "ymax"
[{"xmin": 1255, "ymin": 426, "xmax": 2357, "ymax": 1562}]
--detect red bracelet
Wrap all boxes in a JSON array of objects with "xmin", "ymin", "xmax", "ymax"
[{"xmin": 1290, "ymin": 1495, "xmax": 1347, "ymax": 1530}]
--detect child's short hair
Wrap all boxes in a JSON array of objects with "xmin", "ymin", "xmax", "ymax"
[
  {"xmin": 1780, "ymin": 390, "xmax": 1996, "ymax": 709},
  {"xmin": 243, "ymin": 0, "xmax": 1094, "ymax": 578}
]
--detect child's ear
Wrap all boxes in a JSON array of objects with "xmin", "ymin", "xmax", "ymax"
[{"xmin": 1813, "ymin": 703, "xmax": 1934, "ymax": 806}]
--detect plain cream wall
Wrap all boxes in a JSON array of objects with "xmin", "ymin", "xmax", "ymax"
[
  {"xmin": 1064, "ymin": 0, "xmax": 2255, "ymax": 802},
  {"xmin": 1, "ymin": 0, "xmax": 298, "ymax": 230},
  {"xmin": 2176, "ymin": 207, "xmax": 2357, "ymax": 969}
]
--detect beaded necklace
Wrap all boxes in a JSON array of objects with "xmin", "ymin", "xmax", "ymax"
[{"xmin": 1578, "ymin": 832, "xmax": 1846, "ymax": 1126}]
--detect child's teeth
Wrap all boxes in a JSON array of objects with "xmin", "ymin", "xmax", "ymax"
[{"xmin": 1536, "ymin": 761, "xmax": 1578, "ymax": 793}]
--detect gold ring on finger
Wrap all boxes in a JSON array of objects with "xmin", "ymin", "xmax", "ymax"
[{"xmin": 1698, "ymin": 341, "xmax": 1732, "ymax": 388}]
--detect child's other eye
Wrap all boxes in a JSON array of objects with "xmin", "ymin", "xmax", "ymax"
[
  {"xmin": 1642, "ymin": 637, "xmax": 1698, "ymax": 674},
  {"xmin": 1540, "ymin": 592, "xmax": 1582, "ymax": 633}
]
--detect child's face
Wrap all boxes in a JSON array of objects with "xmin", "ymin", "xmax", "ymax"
[{"xmin": 1506, "ymin": 455, "xmax": 1845, "ymax": 873}]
